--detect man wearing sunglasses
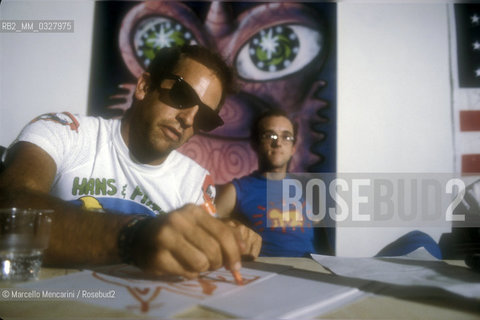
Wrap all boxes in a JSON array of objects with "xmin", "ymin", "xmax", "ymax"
[
  {"xmin": 215, "ymin": 109, "xmax": 332, "ymax": 257},
  {"xmin": 0, "ymin": 45, "xmax": 261, "ymax": 279}
]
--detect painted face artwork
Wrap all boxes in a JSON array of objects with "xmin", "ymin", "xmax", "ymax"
[{"xmin": 95, "ymin": 1, "xmax": 335, "ymax": 183}]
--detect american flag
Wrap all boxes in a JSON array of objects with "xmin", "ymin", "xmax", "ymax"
[
  {"xmin": 454, "ymin": 4, "xmax": 480, "ymax": 174},
  {"xmin": 456, "ymin": 4, "xmax": 480, "ymax": 88}
]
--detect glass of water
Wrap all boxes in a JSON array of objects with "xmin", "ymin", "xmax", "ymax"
[{"xmin": 0, "ymin": 208, "xmax": 52, "ymax": 282}]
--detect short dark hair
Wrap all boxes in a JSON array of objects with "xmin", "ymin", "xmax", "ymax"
[
  {"xmin": 147, "ymin": 45, "xmax": 235, "ymax": 110},
  {"xmin": 250, "ymin": 109, "xmax": 298, "ymax": 146}
]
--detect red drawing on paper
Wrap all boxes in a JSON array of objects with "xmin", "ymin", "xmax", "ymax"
[
  {"xmin": 91, "ymin": 265, "xmax": 260, "ymax": 313},
  {"xmin": 126, "ymin": 287, "xmax": 163, "ymax": 312}
]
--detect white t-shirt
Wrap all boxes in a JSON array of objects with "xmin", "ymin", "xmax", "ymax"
[{"xmin": 13, "ymin": 112, "xmax": 215, "ymax": 216}]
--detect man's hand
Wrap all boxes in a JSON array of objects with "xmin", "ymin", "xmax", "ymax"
[
  {"xmin": 131, "ymin": 204, "xmax": 243, "ymax": 279},
  {"xmin": 225, "ymin": 219, "xmax": 262, "ymax": 260}
]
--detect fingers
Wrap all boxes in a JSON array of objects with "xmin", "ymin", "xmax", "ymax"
[
  {"xmin": 135, "ymin": 204, "xmax": 242, "ymax": 277},
  {"xmin": 194, "ymin": 207, "xmax": 242, "ymax": 272},
  {"xmin": 130, "ymin": 216, "xmax": 203, "ymax": 278},
  {"xmin": 224, "ymin": 219, "xmax": 262, "ymax": 259},
  {"xmin": 235, "ymin": 223, "xmax": 262, "ymax": 258},
  {"xmin": 148, "ymin": 250, "xmax": 199, "ymax": 279},
  {"xmin": 175, "ymin": 212, "xmax": 224, "ymax": 270},
  {"xmin": 247, "ymin": 231, "xmax": 262, "ymax": 258}
]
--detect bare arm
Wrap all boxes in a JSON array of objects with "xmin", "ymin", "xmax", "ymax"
[
  {"xmin": 0, "ymin": 142, "xmax": 243, "ymax": 278},
  {"xmin": 215, "ymin": 182, "xmax": 262, "ymax": 258},
  {"xmin": 215, "ymin": 182, "xmax": 237, "ymax": 218},
  {"xmin": 0, "ymin": 141, "xmax": 56, "ymax": 192},
  {"xmin": 0, "ymin": 141, "xmax": 131, "ymax": 266}
]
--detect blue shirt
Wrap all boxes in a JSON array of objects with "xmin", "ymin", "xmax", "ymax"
[{"xmin": 232, "ymin": 172, "xmax": 317, "ymax": 257}]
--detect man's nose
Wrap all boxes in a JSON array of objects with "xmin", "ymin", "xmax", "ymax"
[
  {"xmin": 271, "ymin": 137, "xmax": 280, "ymax": 147},
  {"xmin": 177, "ymin": 106, "xmax": 199, "ymax": 128}
]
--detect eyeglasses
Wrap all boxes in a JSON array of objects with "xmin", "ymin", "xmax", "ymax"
[
  {"xmin": 157, "ymin": 74, "xmax": 224, "ymax": 132},
  {"xmin": 260, "ymin": 132, "xmax": 295, "ymax": 144}
]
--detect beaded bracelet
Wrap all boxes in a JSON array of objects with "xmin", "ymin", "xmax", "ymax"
[{"xmin": 117, "ymin": 215, "xmax": 153, "ymax": 264}]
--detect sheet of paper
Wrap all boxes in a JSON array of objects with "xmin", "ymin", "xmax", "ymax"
[
  {"xmin": 201, "ymin": 268, "xmax": 367, "ymax": 319},
  {"xmin": 18, "ymin": 264, "xmax": 276, "ymax": 317},
  {"xmin": 311, "ymin": 249, "xmax": 480, "ymax": 299}
]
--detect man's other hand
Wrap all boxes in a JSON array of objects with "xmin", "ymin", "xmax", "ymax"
[{"xmin": 224, "ymin": 219, "xmax": 262, "ymax": 260}]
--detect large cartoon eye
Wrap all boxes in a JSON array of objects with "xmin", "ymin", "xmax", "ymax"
[
  {"xmin": 133, "ymin": 17, "xmax": 198, "ymax": 68},
  {"xmin": 235, "ymin": 24, "xmax": 323, "ymax": 81}
]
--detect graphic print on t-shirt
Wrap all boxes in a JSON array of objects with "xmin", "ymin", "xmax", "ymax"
[
  {"xmin": 70, "ymin": 176, "xmax": 167, "ymax": 216},
  {"xmin": 31, "ymin": 112, "xmax": 80, "ymax": 132}
]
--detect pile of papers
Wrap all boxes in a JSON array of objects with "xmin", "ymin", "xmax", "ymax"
[
  {"xmin": 17, "ymin": 262, "xmax": 364, "ymax": 318},
  {"xmin": 15, "ymin": 248, "xmax": 480, "ymax": 318},
  {"xmin": 312, "ymin": 248, "xmax": 480, "ymax": 299}
]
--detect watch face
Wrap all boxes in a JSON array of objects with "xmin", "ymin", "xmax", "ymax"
[{"xmin": 133, "ymin": 16, "xmax": 198, "ymax": 68}]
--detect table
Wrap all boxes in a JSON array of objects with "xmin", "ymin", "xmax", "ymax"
[{"xmin": 0, "ymin": 257, "xmax": 478, "ymax": 319}]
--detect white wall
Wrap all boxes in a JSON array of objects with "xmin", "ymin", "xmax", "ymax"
[
  {"xmin": 0, "ymin": 0, "xmax": 94, "ymax": 147},
  {"xmin": 336, "ymin": 2, "xmax": 453, "ymax": 256}
]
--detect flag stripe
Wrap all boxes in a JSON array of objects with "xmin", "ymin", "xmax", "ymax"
[
  {"xmin": 460, "ymin": 110, "xmax": 480, "ymax": 131},
  {"xmin": 462, "ymin": 154, "xmax": 480, "ymax": 173}
]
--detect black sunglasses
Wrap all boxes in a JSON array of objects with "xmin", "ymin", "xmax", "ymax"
[{"xmin": 157, "ymin": 74, "xmax": 224, "ymax": 132}]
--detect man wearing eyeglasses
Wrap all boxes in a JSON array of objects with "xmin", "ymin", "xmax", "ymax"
[
  {"xmin": 0, "ymin": 45, "xmax": 260, "ymax": 279},
  {"xmin": 215, "ymin": 109, "xmax": 322, "ymax": 257}
]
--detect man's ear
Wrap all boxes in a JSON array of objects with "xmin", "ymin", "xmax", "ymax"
[{"xmin": 135, "ymin": 72, "xmax": 151, "ymax": 100}]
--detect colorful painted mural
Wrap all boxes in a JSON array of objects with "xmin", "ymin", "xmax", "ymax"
[{"xmin": 88, "ymin": 1, "xmax": 336, "ymax": 184}]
